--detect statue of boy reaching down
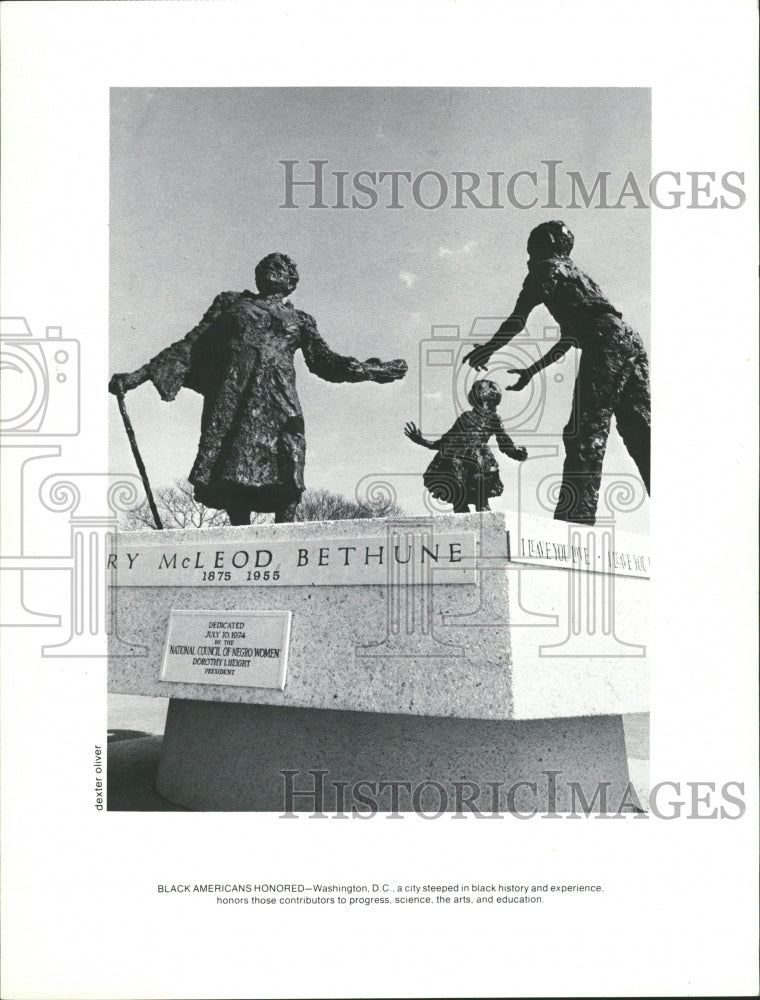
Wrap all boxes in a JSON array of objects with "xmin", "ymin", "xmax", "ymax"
[{"xmin": 463, "ymin": 221, "xmax": 650, "ymax": 525}]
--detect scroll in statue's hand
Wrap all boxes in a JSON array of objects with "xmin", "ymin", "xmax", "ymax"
[{"xmin": 364, "ymin": 358, "xmax": 408, "ymax": 383}]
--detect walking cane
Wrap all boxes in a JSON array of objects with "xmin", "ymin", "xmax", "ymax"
[{"xmin": 114, "ymin": 382, "xmax": 164, "ymax": 530}]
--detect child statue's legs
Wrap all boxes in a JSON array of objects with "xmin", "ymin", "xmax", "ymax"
[{"xmin": 473, "ymin": 476, "xmax": 491, "ymax": 512}]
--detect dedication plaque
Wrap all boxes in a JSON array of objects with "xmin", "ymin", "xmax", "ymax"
[{"xmin": 160, "ymin": 610, "xmax": 291, "ymax": 690}]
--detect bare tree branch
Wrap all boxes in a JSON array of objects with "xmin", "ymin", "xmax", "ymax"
[
  {"xmin": 120, "ymin": 482, "xmax": 404, "ymax": 529},
  {"xmin": 295, "ymin": 487, "xmax": 404, "ymax": 522}
]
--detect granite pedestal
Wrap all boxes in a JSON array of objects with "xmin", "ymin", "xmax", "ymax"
[{"xmin": 108, "ymin": 512, "xmax": 648, "ymax": 812}]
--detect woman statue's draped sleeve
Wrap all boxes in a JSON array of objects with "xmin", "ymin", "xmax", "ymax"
[
  {"xmin": 145, "ymin": 292, "xmax": 240, "ymax": 402},
  {"xmin": 297, "ymin": 311, "xmax": 368, "ymax": 383}
]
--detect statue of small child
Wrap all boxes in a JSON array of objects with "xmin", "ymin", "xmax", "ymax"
[{"xmin": 404, "ymin": 379, "xmax": 527, "ymax": 512}]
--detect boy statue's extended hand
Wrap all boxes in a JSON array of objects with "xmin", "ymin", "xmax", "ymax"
[
  {"xmin": 505, "ymin": 368, "xmax": 532, "ymax": 392},
  {"xmin": 461, "ymin": 343, "xmax": 494, "ymax": 372}
]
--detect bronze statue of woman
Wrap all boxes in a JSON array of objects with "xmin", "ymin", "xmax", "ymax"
[{"xmin": 110, "ymin": 253, "xmax": 407, "ymax": 524}]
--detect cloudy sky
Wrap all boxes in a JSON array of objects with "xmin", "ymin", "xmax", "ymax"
[{"xmin": 110, "ymin": 88, "xmax": 650, "ymax": 529}]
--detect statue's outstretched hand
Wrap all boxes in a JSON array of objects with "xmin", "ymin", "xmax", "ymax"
[
  {"xmin": 505, "ymin": 368, "xmax": 532, "ymax": 392},
  {"xmin": 364, "ymin": 358, "xmax": 408, "ymax": 383},
  {"xmin": 404, "ymin": 421, "xmax": 424, "ymax": 445},
  {"xmin": 507, "ymin": 445, "xmax": 528, "ymax": 462},
  {"xmin": 461, "ymin": 344, "xmax": 493, "ymax": 371}
]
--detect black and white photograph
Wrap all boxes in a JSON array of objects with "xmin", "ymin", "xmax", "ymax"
[
  {"xmin": 1, "ymin": 2, "xmax": 757, "ymax": 998},
  {"xmin": 106, "ymin": 87, "xmax": 652, "ymax": 815}
]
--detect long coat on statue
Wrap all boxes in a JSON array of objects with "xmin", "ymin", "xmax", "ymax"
[{"xmin": 145, "ymin": 291, "xmax": 370, "ymax": 513}]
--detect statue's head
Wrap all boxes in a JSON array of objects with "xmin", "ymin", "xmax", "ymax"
[
  {"xmin": 255, "ymin": 253, "xmax": 299, "ymax": 297},
  {"xmin": 527, "ymin": 221, "xmax": 574, "ymax": 262},
  {"xmin": 468, "ymin": 379, "xmax": 502, "ymax": 411}
]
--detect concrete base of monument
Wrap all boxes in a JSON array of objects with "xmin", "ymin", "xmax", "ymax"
[
  {"xmin": 111, "ymin": 511, "xmax": 649, "ymax": 813},
  {"xmin": 109, "ymin": 511, "xmax": 649, "ymax": 719},
  {"xmin": 155, "ymin": 699, "xmax": 638, "ymax": 813}
]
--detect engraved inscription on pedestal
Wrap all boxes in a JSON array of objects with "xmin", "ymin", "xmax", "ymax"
[
  {"xmin": 509, "ymin": 514, "xmax": 650, "ymax": 578},
  {"xmin": 111, "ymin": 531, "xmax": 476, "ymax": 587},
  {"xmin": 160, "ymin": 609, "xmax": 291, "ymax": 690}
]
